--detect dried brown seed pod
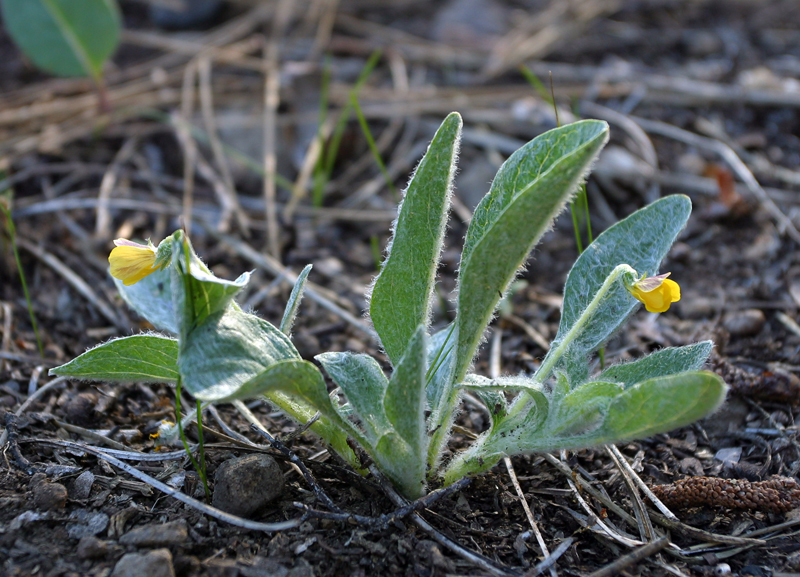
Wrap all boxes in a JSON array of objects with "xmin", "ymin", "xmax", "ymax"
[{"xmin": 651, "ymin": 476, "xmax": 800, "ymax": 513}]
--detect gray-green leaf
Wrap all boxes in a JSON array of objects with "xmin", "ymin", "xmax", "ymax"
[
  {"xmin": 384, "ymin": 326, "xmax": 428, "ymax": 454},
  {"xmin": 173, "ymin": 255, "xmax": 250, "ymax": 334},
  {"xmin": 2, "ymin": 0, "xmax": 120, "ymax": 79},
  {"xmin": 599, "ymin": 341, "xmax": 713, "ymax": 388},
  {"xmin": 179, "ymin": 309, "xmax": 299, "ymax": 401},
  {"xmin": 599, "ymin": 371, "xmax": 727, "ymax": 442},
  {"xmin": 115, "ymin": 268, "xmax": 177, "ymax": 334},
  {"xmin": 454, "ymin": 120, "xmax": 609, "ymax": 383},
  {"xmin": 316, "ymin": 351, "xmax": 391, "ymax": 442},
  {"xmin": 50, "ymin": 334, "xmax": 178, "ymax": 383},
  {"xmin": 280, "ymin": 264, "xmax": 312, "ymax": 335},
  {"xmin": 370, "ymin": 112, "xmax": 462, "ymax": 365}
]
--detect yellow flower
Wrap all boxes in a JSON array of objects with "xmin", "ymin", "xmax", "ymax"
[
  {"xmin": 109, "ymin": 239, "xmax": 159, "ymax": 286},
  {"xmin": 628, "ymin": 273, "xmax": 681, "ymax": 313}
]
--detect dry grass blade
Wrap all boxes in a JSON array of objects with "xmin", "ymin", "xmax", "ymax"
[
  {"xmin": 540, "ymin": 453, "xmax": 764, "ymax": 547},
  {"xmin": 585, "ymin": 536, "xmax": 670, "ymax": 577},
  {"xmin": 198, "ymin": 57, "xmax": 250, "ymax": 234},
  {"xmin": 262, "ymin": 0, "xmax": 295, "ymax": 257},
  {"xmin": 483, "ymin": 0, "xmax": 623, "ymax": 79},
  {"xmin": 633, "ymin": 116, "xmax": 800, "ymax": 243},
  {"xmin": 95, "ymin": 136, "xmax": 141, "ymax": 239},
  {"xmin": 605, "ymin": 445, "xmax": 657, "ymax": 541},
  {"xmin": 16, "ymin": 238, "xmax": 122, "ymax": 329}
]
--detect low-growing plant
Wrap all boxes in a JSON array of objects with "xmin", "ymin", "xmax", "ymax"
[{"xmin": 52, "ymin": 113, "xmax": 728, "ymax": 499}]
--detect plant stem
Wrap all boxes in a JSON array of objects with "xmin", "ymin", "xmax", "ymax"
[
  {"xmin": 175, "ymin": 376, "xmax": 210, "ymax": 499},
  {"xmin": 535, "ymin": 263, "xmax": 635, "ymax": 383},
  {"xmin": 1, "ymin": 205, "xmax": 44, "ymax": 358},
  {"xmin": 196, "ymin": 399, "xmax": 208, "ymax": 488},
  {"xmin": 497, "ymin": 263, "xmax": 636, "ymax": 427}
]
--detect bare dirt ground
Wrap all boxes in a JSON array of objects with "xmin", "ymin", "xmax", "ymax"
[{"xmin": 2, "ymin": 1, "xmax": 800, "ymax": 575}]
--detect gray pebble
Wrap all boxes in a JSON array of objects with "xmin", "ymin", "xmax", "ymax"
[
  {"xmin": 723, "ymin": 309, "xmax": 765, "ymax": 337},
  {"xmin": 70, "ymin": 470, "xmax": 95, "ymax": 500},
  {"xmin": 212, "ymin": 454, "xmax": 284, "ymax": 518},
  {"xmin": 120, "ymin": 519, "xmax": 188, "ymax": 546},
  {"xmin": 111, "ymin": 549, "xmax": 175, "ymax": 577},
  {"xmin": 67, "ymin": 509, "xmax": 109, "ymax": 539}
]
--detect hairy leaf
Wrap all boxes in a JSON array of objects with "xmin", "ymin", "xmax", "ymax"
[
  {"xmin": 547, "ymin": 380, "xmax": 622, "ymax": 436},
  {"xmin": 454, "ymin": 120, "xmax": 609, "ymax": 383},
  {"xmin": 179, "ymin": 309, "xmax": 298, "ymax": 401},
  {"xmin": 51, "ymin": 334, "xmax": 178, "ymax": 382},
  {"xmin": 600, "ymin": 371, "xmax": 727, "ymax": 441},
  {"xmin": 370, "ymin": 113, "xmax": 462, "ymax": 365},
  {"xmin": 384, "ymin": 326, "xmax": 428, "ymax": 455},
  {"xmin": 316, "ymin": 351, "xmax": 391, "ymax": 442},
  {"xmin": 599, "ymin": 341, "xmax": 713, "ymax": 388},
  {"xmin": 280, "ymin": 264, "xmax": 312, "ymax": 335},
  {"xmin": 115, "ymin": 268, "xmax": 177, "ymax": 334}
]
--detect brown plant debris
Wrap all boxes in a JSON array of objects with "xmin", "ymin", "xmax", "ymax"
[
  {"xmin": 710, "ymin": 354, "xmax": 800, "ymax": 405},
  {"xmin": 651, "ymin": 476, "xmax": 800, "ymax": 513}
]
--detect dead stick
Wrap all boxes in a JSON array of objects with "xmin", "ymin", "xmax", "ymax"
[{"xmin": 586, "ymin": 536, "xmax": 669, "ymax": 577}]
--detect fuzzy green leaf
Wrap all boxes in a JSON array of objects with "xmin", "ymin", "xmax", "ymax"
[
  {"xmin": 174, "ymin": 255, "xmax": 250, "ymax": 334},
  {"xmin": 542, "ymin": 195, "xmax": 692, "ymax": 386},
  {"xmin": 280, "ymin": 264, "xmax": 312, "ymax": 335},
  {"xmin": 384, "ymin": 326, "xmax": 428, "ymax": 454},
  {"xmin": 426, "ymin": 323, "xmax": 457, "ymax": 415},
  {"xmin": 599, "ymin": 341, "xmax": 713, "ymax": 388},
  {"xmin": 548, "ymin": 380, "xmax": 623, "ymax": 436},
  {"xmin": 214, "ymin": 359, "xmax": 331, "ymax": 412},
  {"xmin": 370, "ymin": 112, "xmax": 462, "ymax": 365},
  {"xmin": 599, "ymin": 371, "xmax": 727, "ymax": 441},
  {"xmin": 2, "ymin": 0, "xmax": 120, "ymax": 79},
  {"xmin": 454, "ymin": 120, "xmax": 609, "ymax": 383},
  {"xmin": 179, "ymin": 309, "xmax": 299, "ymax": 401},
  {"xmin": 316, "ymin": 351, "xmax": 391, "ymax": 442},
  {"xmin": 50, "ymin": 334, "xmax": 178, "ymax": 383},
  {"xmin": 115, "ymin": 268, "xmax": 177, "ymax": 334}
]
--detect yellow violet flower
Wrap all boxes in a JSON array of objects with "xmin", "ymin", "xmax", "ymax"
[
  {"xmin": 109, "ymin": 239, "xmax": 160, "ymax": 286},
  {"xmin": 628, "ymin": 272, "xmax": 681, "ymax": 313}
]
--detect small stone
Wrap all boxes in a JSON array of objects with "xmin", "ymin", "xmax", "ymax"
[
  {"xmin": 111, "ymin": 549, "xmax": 175, "ymax": 577},
  {"xmin": 212, "ymin": 454, "xmax": 284, "ymax": 518},
  {"xmin": 120, "ymin": 519, "xmax": 189, "ymax": 546},
  {"xmin": 33, "ymin": 481, "xmax": 68, "ymax": 510},
  {"xmin": 70, "ymin": 470, "xmax": 95, "ymax": 500},
  {"xmin": 313, "ymin": 256, "xmax": 344, "ymax": 279},
  {"xmin": 77, "ymin": 535, "xmax": 110, "ymax": 559},
  {"xmin": 723, "ymin": 309, "xmax": 766, "ymax": 337},
  {"xmin": 67, "ymin": 509, "xmax": 109, "ymax": 538}
]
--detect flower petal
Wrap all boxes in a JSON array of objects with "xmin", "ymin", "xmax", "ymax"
[{"xmin": 109, "ymin": 244, "xmax": 158, "ymax": 286}]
